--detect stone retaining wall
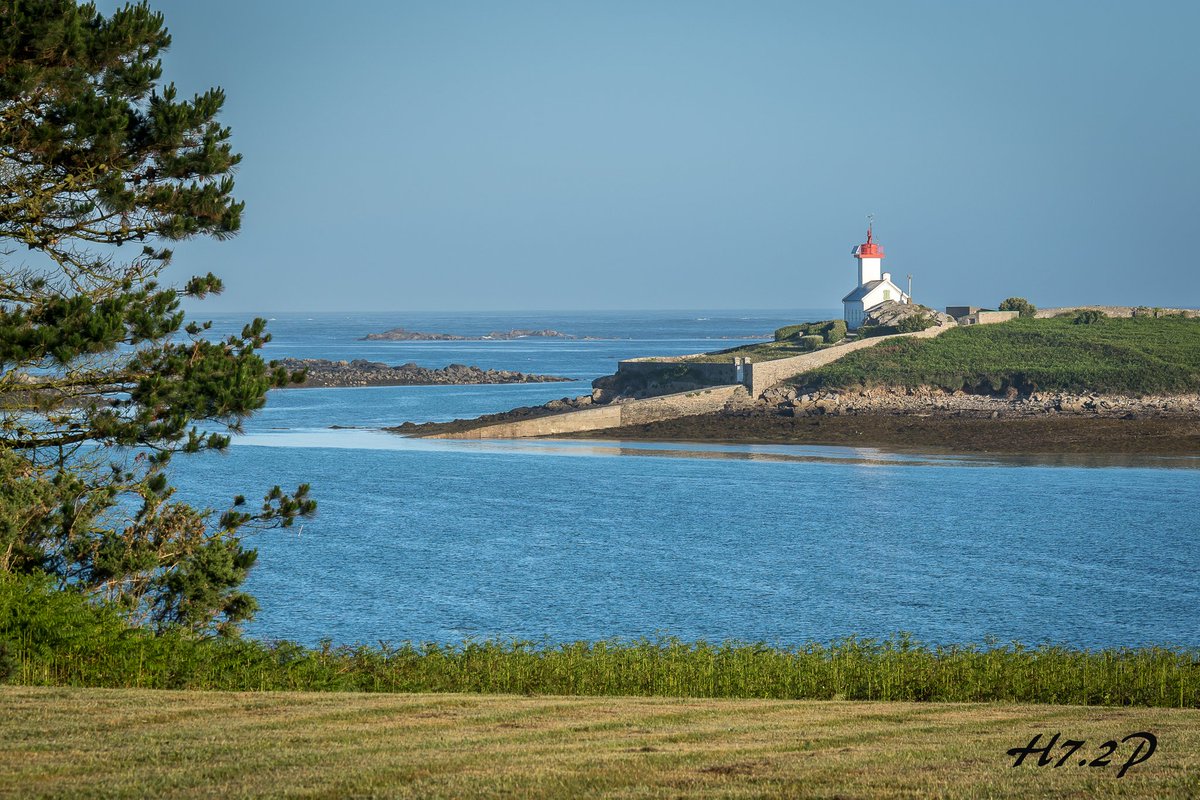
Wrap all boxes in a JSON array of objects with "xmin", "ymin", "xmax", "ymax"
[
  {"xmin": 616, "ymin": 326, "xmax": 952, "ymax": 399},
  {"xmin": 425, "ymin": 325, "xmax": 953, "ymax": 440},
  {"xmin": 425, "ymin": 385, "xmax": 749, "ymax": 439},
  {"xmin": 614, "ymin": 359, "xmax": 741, "ymax": 385},
  {"xmin": 1034, "ymin": 306, "xmax": 1200, "ymax": 319},
  {"xmin": 963, "ymin": 310, "xmax": 1020, "ymax": 325},
  {"xmin": 745, "ymin": 324, "xmax": 950, "ymax": 397}
]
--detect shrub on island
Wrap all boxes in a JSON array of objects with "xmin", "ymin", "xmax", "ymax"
[
  {"xmin": 860, "ymin": 312, "xmax": 935, "ymax": 337},
  {"xmin": 825, "ymin": 320, "xmax": 848, "ymax": 343},
  {"xmin": 999, "ymin": 297, "xmax": 1038, "ymax": 318},
  {"xmin": 774, "ymin": 320, "xmax": 847, "ymax": 344},
  {"xmin": 798, "ymin": 335, "xmax": 825, "ymax": 351},
  {"xmin": 895, "ymin": 313, "xmax": 934, "ymax": 333},
  {"xmin": 1073, "ymin": 309, "xmax": 1108, "ymax": 325}
]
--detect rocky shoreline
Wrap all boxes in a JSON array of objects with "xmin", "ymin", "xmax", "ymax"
[
  {"xmin": 391, "ymin": 384, "xmax": 1200, "ymax": 454},
  {"xmin": 277, "ymin": 358, "xmax": 571, "ymax": 388},
  {"xmin": 565, "ymin": 388, "xmax": 1200, "ymax": 454},
  {"xmin": 566, "ymin": 411, "xmax": 1200, "ymax": 455},
  {"xmin": 759, "ymin": 385, "xmax": 1200, "ymax": 420}
]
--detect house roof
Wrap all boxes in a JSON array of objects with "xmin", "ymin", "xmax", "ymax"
[{"xmin": 842, "ymin": 278, "xmax": 897, "ymax": 303}]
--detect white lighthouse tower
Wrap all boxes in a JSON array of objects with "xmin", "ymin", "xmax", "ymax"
[
  {"xmin": 841, "ymin": 223, "xmax": 909, "ymax": 330},
  {"xmin": 854, "ymin": 226, "xmax": 884, "ymax": 285}
]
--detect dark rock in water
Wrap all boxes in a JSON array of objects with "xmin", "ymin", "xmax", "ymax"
[
  {"xmin": 359, "ymin": 327, "xmax": 466, "ymax": 341},
  {"xmin": 276, "ymin": 358, "xmax": 571, "ymax": 388},
  {"xmin": 360, "ymin": 327, "xmax": 576, "ymax": 341},
  {"xmin": 480, "ymin": 329, "xmax": 576, "ymax": 340}
]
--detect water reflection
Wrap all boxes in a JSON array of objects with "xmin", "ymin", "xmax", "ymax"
[{"xmin": 232, "ymin": 427, "xmax": 1200, "ymax": 471}]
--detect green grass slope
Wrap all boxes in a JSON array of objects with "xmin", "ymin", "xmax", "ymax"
[{"xmin": 794, "ymin": 316, "xmax": 1200, "ymax": 395}]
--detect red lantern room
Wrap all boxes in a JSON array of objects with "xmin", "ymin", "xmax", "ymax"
[
  {"xmin": 852, "ymin": 226, "xmax": 885, "ymax": 259},
  {"xmin": 851, "ymin": 224, "xmax": 885, "ymax": 285}
]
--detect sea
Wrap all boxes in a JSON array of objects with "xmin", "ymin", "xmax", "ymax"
[{"xmin": 169, "ymin": 310, "xmax": 1200, "ymax": 650}]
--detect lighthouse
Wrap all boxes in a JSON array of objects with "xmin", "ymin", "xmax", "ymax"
[
  {"xmin": 841, "ymin": 224, "xmax": 910, "ymax": 330},
  {"xmin": 854, "ymin": 226, "xmax": 884, "ymax": 285}
]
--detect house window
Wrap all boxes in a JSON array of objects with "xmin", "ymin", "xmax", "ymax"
[{"xmin": 883, "ymin": 289, "xmax": 891, "ymax": 301}]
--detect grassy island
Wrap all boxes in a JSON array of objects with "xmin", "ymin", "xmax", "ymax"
[
  {"xmin": 568, "ymin": 314, "xmax": 1200, "ymax": 454},
  {"xmin": 794, "ymin": 315, "xmax": 1200, "ymax": 395}
]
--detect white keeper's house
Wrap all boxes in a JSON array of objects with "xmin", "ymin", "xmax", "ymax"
[{"xmin": 842, "ymin": 226, "xmax": 910, "ymax": 330}]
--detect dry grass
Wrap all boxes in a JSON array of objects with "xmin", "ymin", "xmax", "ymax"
[{"xmin": 2, "ymin": 688, "xmax": 1199, "ymax": 798}]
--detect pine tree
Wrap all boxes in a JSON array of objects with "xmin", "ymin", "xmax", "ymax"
[{"xmin": 0, "ymin": 0, "xmax": 315, "ymax": 636}]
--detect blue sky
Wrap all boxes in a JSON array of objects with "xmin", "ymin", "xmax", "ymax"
[{"xmin": 105, "ymin": 1, "xmax": 1198, "ymax": 312}]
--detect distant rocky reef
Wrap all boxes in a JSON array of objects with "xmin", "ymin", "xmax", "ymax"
[
  {"xmin": 360, "ymin": 327, "xmax": 577, "ymax": 341},
  {"xmin": 277, "ymin": 358, "xmax": 571, "ymax": 388}
]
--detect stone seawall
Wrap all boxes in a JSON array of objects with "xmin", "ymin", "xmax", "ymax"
[
  {"xmin": 612, "ymin": 325, "xmax": 953, "ymax": 400},
  {"xmin": 423, "ymin": 385, "xmax": 748, "ymax": 439},
  {"xmin": 419, "ymin": 326, "xmax": 951, "ymax": 440},
  {"xmin": 745, "ymin": 324, "xmax": 950, "ymax": 397},
  {"xmin": 614, "ymin": 359, "xmax": 741, "ymax": 386},
  {"xmin": 1034, "ymin": 306, "xmax": 1200, "ymax": 319}
]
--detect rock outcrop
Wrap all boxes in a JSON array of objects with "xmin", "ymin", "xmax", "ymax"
[
  {"xmin": 359, "ymin": 328, "xmax": 465, "ymax": 341},
  {"xmin": 360, "ymin": 327, "xmax": 576, "ymax": 341},
  {"xmin": 864, "ymin": 301, "xmax": 956, "ymax": 330},
  {"xmin": 278, "ymin": 358, "xmax": 571, "ymax": 388}
]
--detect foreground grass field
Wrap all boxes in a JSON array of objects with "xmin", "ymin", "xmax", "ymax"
[{"xmin": 3, "ymin": 688, "xmax": 1199, "ymax": 798}]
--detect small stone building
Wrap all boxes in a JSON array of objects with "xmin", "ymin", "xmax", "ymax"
[{"xmin": 946, "ymin": 308, "xmax": 1020, "ymax": 325}]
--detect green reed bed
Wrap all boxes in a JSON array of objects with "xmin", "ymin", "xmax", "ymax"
[
  {"xmin": 9, "ymin": 634, "xmax": 1200, "ymax": 708},
  {"xmin": 3, "ymin": 574, "xmax": 1197, "ymax": 706}
]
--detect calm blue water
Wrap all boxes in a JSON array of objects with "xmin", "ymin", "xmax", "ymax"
[{"xmin": 172, "ymin": 311, "xmax": 1200, "ymax": 650}]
